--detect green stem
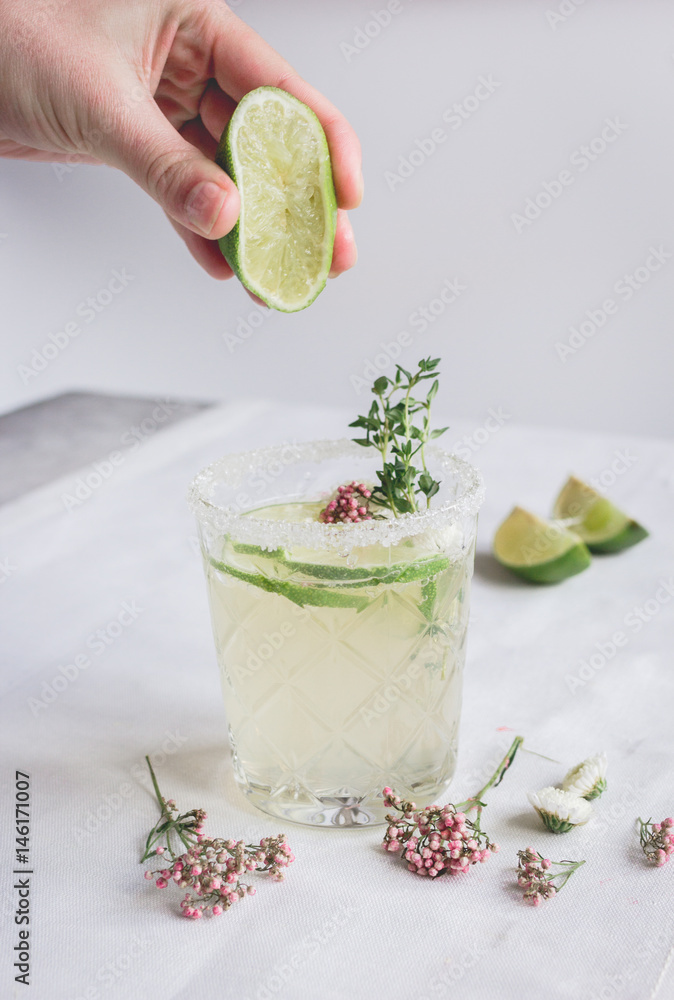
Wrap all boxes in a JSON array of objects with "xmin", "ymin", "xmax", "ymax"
[
  {"xmin": 551, "ymin": 859, "xmax": 585, "ymax": 892},
  {"xmin": 637, "ymin": 817, "xmax": 652, "ymax": 848},
  {"xmin": 402, "ymin": 379, "xmax": 418, "ymax": 512},
  {"xmin": 456, "ymin": 735, "xmax": 524, "ymax": 812},
  {"xmin": 145, "ymin": 755, "xmax": 165, "ymax": 812}
]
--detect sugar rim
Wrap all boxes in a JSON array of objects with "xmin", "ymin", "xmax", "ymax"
[{"xmin": 187, "ymin": 438, "xmax": 485, "ymax": 550}]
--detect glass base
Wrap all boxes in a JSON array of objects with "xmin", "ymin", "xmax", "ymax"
[{"xmin": 239, "ymin": 776, "xmax": 455, "ymax": 829}]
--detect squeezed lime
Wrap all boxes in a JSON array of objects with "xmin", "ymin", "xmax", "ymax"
[{"xmin": 216, "ymin": 87, "xmax": 337, "ymax": 312}]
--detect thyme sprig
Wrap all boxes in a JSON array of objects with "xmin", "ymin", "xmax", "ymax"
[{"xmin": 349, "ymin": 358, "xmax": 448, "ymax": 517}]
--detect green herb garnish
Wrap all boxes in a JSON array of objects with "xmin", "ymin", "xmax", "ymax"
[{"xmin": 349, "ymin": 358, "xmax": 448, "ymax": 517}]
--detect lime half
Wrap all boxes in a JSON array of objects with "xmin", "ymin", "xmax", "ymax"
[
  {"xmin": 552, "ymin": 476, "xmax": 648, "ymax": 554},
  {"xmin": 493, "ymin": 506, "xmax": 591, "ymax": 584},
  {"xmin": 216, "ymin": 87, "xmax": 337, "ymax": 312}
]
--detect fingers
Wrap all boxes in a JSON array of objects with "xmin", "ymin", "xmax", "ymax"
[
  {"xmin": 330, "ymin": 210, "xmax": 358, "ymax": 278},
  {"xmin": 199, "ymin": 80, "xmax": 238, "ymax": 144},
  {"xmin": 211, "ymin": 7, "xmax": 363, "ymax": 209},
  {"xmin": 165, "ymin": 213, "xmax": 235, "ymax": 280},
  {"xmin": 100, "ymin": 91, "xmax": 239, "ymax": 241},
  {"xmin": 179, "ymin": 117, "xmax": 218, "ymax": 161}
]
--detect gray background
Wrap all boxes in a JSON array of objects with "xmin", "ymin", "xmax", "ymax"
[{"xmin": 2, "ymin": 0, "xmax": 674, "ymax": 437}]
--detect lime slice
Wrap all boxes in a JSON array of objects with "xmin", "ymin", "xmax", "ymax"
[
  {"xmin": 228, "ymin": 540, "xmax": 449, "ymax": 586},
  {"xmin": 216, "ymin": 87, "xmax": 337, "ymax": 312},
  {"xmin": 493, "ymin": 506, "xmax": 591, "ymax": 584},
  {"xmin": 552, "ymin": 476, "xmax": 648, "ymax": 553},
  {"xmin": 210, "ymin": 558, "xmax": 369, "ymax": 611}
]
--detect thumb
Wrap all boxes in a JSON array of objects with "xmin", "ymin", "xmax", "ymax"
[{"xmin": 100, "ymin": 95, "xmax": 239, "ymax": 239}]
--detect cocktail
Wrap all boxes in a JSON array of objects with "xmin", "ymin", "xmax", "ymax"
[{"xmin": 189, "ymin": 371, "xmax": 483, "ymax": 827}]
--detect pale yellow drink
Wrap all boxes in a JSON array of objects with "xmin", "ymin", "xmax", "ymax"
[
  {"xmin": 204, "ymin": 499, "xmax": 472, "ymax": 827},
  {"xmin": 189, "ymin": 439, "xmax": 483, "ymax": 827}
]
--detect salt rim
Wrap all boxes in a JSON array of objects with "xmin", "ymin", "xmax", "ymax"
[{"xmin": 187, "ymin": 438, "xmax": 484, "ymax": 552}]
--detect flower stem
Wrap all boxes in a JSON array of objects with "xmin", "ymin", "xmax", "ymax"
[
  {"xmin": 145, "ymin": 755, "xmax": 165, "ymax": 813},
  {"xmin": 551, "ymin": 859, "xmax": 585, "ymax": 892},
  {"xmin": 457, "ymin": 735, "xmax": 524, "ymax": 813}
]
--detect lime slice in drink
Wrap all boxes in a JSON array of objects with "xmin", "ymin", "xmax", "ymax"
[
  {"xmin": 552, "ymin": 476, "xmax": 648, "ymax": 553},
  {"xmin": 216, "ymin": 87, "xmax": 337, "ymax": 312},
  {"xmin": 209, "ymin": 558, "xmax": 370, "ymax": 611},
  {"xmin": 493, "ymin": 506, "xmax": 591, "ymax": 584}
]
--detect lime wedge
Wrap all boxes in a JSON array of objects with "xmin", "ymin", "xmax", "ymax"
[
  {"xmin": 493, "ymin": 506, "xmax": 591, "ymax": 584},
  {"xmin": 552, "ymin": 476, "xmax": 648, "ymax": 553},
  {"xmin": 216, "ymin": 87, "xmax": 337, "ymax": 312}
]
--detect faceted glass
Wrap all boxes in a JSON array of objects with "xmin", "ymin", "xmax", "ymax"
[{"xmin": 189, "ymin": 440, "xmax": 483, "ymax": 828}]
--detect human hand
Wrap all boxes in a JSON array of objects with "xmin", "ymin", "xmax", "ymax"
[{"xmin": 0, "ymin": 0, "xmax": 361, "ymax": 281}]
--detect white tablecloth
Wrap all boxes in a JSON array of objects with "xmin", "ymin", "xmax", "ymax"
[{"xmin": 1, "ymin": 399, "xmax": 673, "ymax": 1000}]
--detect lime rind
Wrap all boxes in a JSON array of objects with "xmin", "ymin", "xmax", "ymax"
[
  {"xmin": 552, "ymin": 476, "xmax": 648, "ymax": 553},
  {"xmin": 210, "ymin": 541, "xmax": 451, "ymax": 609},
  {"xmin": 209, "ymin": 558, "xmax": 369, "ymax": 611},
  {"xmin": 225, "ymin": 538, "xmax": 449, "ymax": 586},
  {"xmin": 493, "ymin": 506, "xmax": 591, "ymax": 585},
  {"xmin": 502, "ymin": 546, "xmax": 591, "ymax": 585},
  {"xmin": 216, "ymin": 86, "xmax": 337, "ymax": 313},
  {"xmin": 583, "ymin": 520, "xmax": 648, "ymax": 554},
  {"xmin": 420, "ymin": 578, "xmax": 438, "ymax": 620}
]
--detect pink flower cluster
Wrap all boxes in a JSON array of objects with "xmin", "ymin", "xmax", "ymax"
[
  {"xmin": 516, "ymin": 847, "xmax": 557, "ymax": 906},
  {"xmin": 515, "ymin": 847, "xmax": 585, "ymax": 907},
  {"xmin": 381, "ymin": 787, "xmax": 499, "ymax": 878},
  {"xmin": 639, "ymin": 817, "xmax": 674, "ymax": 866},
  {"xmin": 144, "ymin": 810, "xmax": 294, "ymax": 918},
  {"xmin": 319, "ymin": 482, "xmax": 374, "ymax": 524}
]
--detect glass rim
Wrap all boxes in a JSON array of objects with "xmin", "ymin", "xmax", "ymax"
[{"xmin": 187, "ymin": 438, "xmax": 485, "ymax": 551}]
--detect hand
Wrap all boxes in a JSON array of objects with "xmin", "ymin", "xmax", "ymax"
[{"xmin": 0, "ymin": 0, "xmax": 361, "ymax": 281}]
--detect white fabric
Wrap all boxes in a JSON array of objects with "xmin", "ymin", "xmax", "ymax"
[{"xmin": 1, "ymin": 399, "xmax": 673, "ymax": 1000}]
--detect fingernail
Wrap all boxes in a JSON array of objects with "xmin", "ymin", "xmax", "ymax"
[{"xmin": 185, "ymin": 180, "xmax": 227, "ymax": 236}]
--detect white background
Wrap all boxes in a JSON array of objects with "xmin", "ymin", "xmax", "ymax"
[{"xmin": 2, "ymin": 0, "xmax": 674, "ymax": 438}]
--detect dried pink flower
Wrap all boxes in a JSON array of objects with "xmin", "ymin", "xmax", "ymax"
[
  {"xmin": 140, "ymin": 756, "xmax": 294, "ymax": 918},
  {"xmin": 515, "ymin": 847, "xmax": 585, "ymax": 906},
  {"xmin": 638, "ymin": 816, "xmax": 674, "ymax": 866}
]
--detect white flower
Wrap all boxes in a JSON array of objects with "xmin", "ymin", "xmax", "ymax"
[
  {"xmin": 528, "ymin": 786, "xmax": 593, "ymax": 834},
  {"xmin": 562, "ymin": 753, "xmax": 608, "ymax": 801}
]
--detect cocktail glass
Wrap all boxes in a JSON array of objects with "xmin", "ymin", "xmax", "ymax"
[{"xmin": 189, "ymin": 439, "xmax": 484, "ymax": 828}]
